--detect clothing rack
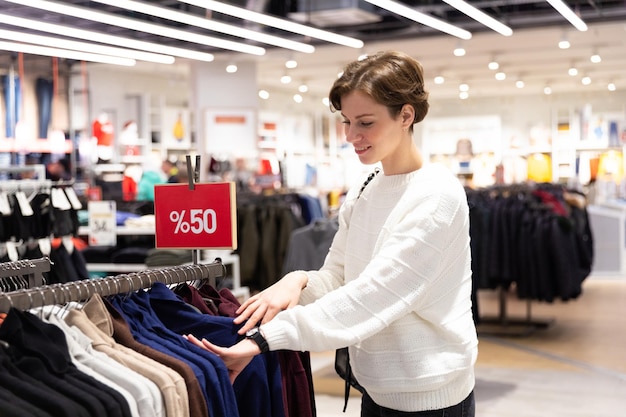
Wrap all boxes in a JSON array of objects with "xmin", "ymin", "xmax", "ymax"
[
  {"xmin": 0, "ymin": 260, "xmax": 225, "ymax": 313},
  {"xmin": 0, "ymin": 164, "xmax": 46, "ymax": 180},
  {"xmin": 0, "ymin": 257, "xmax": 51, "ymax": 290},
  {"xmin": 476, "ymin": 287, "xmax": 554, "ymax": 337}
]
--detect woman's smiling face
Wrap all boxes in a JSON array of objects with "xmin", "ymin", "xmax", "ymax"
[{"xmin": 340, "ymin": 90, "xmax": 411, "ymax": 170}]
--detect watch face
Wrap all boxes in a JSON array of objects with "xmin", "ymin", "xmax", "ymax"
[{"xmin": 246, "ymin": 328, "xmax": 259, "ymax": 337}]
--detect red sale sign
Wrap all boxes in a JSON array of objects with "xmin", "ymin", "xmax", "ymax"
[{"xmin": 154, "ymin": 182, "xmax": 237, "ymax": 249}]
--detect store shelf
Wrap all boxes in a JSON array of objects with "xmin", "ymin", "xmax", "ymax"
[{"xmin": 78, "ymin": 225, "xmax": 156, "ymax": 236}]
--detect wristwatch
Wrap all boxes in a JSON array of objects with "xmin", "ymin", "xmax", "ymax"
[{"xmin": 245, "ymin": 327, "xmax": 269, "ymax": 353}]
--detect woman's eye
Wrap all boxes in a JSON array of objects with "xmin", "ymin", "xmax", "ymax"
[{"xmin": 360, "ymin": 121, "xmax": 373, "ymax": 127}]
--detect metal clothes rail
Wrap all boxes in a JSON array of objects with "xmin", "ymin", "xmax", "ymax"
[
  {"xmin": 0, "ymin": 261, "xmax": 225, "ymax": 313},
  {"xmin": 0, "ymin": 257, "xmax": 51, "ymax": 290}
]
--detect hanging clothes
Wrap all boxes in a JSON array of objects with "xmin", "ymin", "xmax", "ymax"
[
  {"xmin": 0, "ymin": 308, "xmax": 133, "ymax": 417},
  {"xmin": 175, "ymin": 282, "xmax": 316, "ymax": 417},
  {"xmin": 466, "ymin": 183, "xmax": 593, "ymax": 305},
  {"xmin": 0, "ymin": 261, "xmax": 315, "ymax": 417}
]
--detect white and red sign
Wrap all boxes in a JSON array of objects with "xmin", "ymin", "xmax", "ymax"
[{"xmin": 154, "ymin": 182, "xmax": 237, "ymax": 250}]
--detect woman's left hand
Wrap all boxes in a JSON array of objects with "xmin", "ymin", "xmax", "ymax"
[{"xmin": 184, "ymin": 334, "xmax": 258, "ymax": 384}]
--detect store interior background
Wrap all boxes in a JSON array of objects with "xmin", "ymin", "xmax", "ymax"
[{"xmin": 1, "ymin": 1, "xmax": 626, "ymax": 415}]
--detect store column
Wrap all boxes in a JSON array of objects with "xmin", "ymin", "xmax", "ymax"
[{"xmin": 189, "ymin": 60, "xmax": 259, "ymax": 180}]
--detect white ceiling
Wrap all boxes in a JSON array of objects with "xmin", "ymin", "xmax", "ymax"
[
  {"xmin": 246, "ymin": 20, "xmax": 626, "ymax": 102},
  {"xmin": 1, "ymin": 1, "xmax": 625, "ymax": 103}
]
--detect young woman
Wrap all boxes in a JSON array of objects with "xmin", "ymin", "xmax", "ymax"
[{"xmin": 186, "ymin": 50, "xmax": 477, "ymax": 416}]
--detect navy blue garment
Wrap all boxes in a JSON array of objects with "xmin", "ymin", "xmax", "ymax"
[
  {"xmin": 2, "ymin": 74, "xmax": 20, "ymax": 138},
  {"xmin": 35, "ymin": 77, "xmax": 53, "ymax": 139},
  {"xmin": 148, "ymin": 282, "xmax": 286, "ymax": 417},
  {"xmin": 110, "ymin": 290, "xmax": 239, "ymax": 417}
]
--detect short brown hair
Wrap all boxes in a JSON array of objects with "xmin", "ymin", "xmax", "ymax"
[{"xmin": 328, "ymin": 51, "xmax": 429, "ymax": 126}]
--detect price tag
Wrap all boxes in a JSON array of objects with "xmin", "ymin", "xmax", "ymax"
[
  {"xmin": 88, "ymin": 201, "xmax": 117, "ymax": 247},
  {"xmin": 154, "ymin": 182, "xmax": 237, "ymax": 249}
]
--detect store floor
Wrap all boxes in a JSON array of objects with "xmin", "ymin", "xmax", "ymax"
[{"xmin": 310, "ymin": 277, "xmax": 626, "ymax": 416}]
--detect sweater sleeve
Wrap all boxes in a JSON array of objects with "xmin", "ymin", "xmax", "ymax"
[{"xmin": 261, "ymin": 168, "xmax": 472, "ymax": 353}]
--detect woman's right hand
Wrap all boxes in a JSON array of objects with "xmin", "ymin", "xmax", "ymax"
[{"xmin": 234, "ymin": 270, "xmax": 308, "ymax": 334}]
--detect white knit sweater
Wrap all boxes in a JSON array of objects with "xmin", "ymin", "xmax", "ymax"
[{"xmin": 260, "ymin": 163, "xmax": 478, "ymax": 412}]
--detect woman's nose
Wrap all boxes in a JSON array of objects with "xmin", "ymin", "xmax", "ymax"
[{"xmin": 345, "ymin": 126, "xmax": 359, "ymax": 143}]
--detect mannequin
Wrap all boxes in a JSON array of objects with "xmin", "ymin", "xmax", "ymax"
[{"xmin": 92, "ymin": 112, "xmax": 114, "ymax": 163}]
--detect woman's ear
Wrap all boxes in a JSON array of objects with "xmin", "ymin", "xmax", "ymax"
[{"xmin": 401, "ymin": 104, "xmax": 415, "ymax": 128}]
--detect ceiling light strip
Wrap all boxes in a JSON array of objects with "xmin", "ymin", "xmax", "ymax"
[
  {"xmin": 4, "ymin": 0, "xmax": 265, "ymax": 56},
  {"xmin": 178, "ymin": 0, "xmax": 364, "ymax": 49},
  {"xmin": 363, "ymin": 0, "xmax": 472, "ymax": 40},
  {"xmin": 92, "ymin": 0, "xmax": 315, "ymax": 54},
  {"xmin": 0, "ymin": 41, "xmax": 136, "ymax": 66},
  {"xmin": 442, "ymin": 0, "xmax": 512, "ymax": 36},
  {"xmin": 545, "ymin": 0, "xmax": 588, "ymax": 31},
  {"xmin": 0, "ymin": 13, "xmax": 214, "ymax": 62},
  {"xmin": 0, "ymin": 28, "xmax": 175, "ymax": 64}
]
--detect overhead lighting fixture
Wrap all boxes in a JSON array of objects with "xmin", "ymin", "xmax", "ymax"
[
  {"xmin": 495, "ymin": 71, "xmax": 506, "ymax": 81},
  {"xmin": 91, "ymin": 0, "xmax": 315, "ymax": 54},
  {"xmin": 453, "ymin": 43, "xmax": 466, "ymax": 56},
  {"xmin": 258, "ymin": 90, "xmax": 270, "ymax": 100},
  {"xmin": 226, "ymin": 64, "xmax": 238, "ymax": 73},
  {"xmin": 298, "ymin": 83, "xmax": 309, "ymax": 93},
  {"xmin": 293, "ymin": 94, "xmax": 303, "ymax": 104},
  {"xmin": 459, "ymin": 83, "xmax": 469, "ymax": 92},
  {"xmin": 0, "ymin": 40, "xmax": 135, "ymax": 66},
  {"xmin": 0, "ymin": 28, "xmax": 174, "ymax": 64},
  {"xmin": 281, "ymin": 74, "xmax": 292, "ymax": 84},
  {"xmin": 545, "ymin": 0, "xmax": 588, "ymax": 31},
  {"xmin": 607, "ymin": 82, "xmax": 616, "ymax": 92},
  {"xmin": 581, "ymin": 75, "xmax": 591, "ymax": 85},
  {"xmin": 568, "ymin": 65, "xmax": 578, "ymax": 76},
  {"xmin": 442, "ymin": 0, "xmax": 512, "ymax": 36},
  {"xmin": 459, "ymin": 91, "xmax": 469, "ymax": 100},
  {"xmin": 4, "ymin": 0, "xmax": 265, "ymax": 56},
  {"xmin": 434, "ymin": 75, "xmax": 445, "ymax": 84},
  {"xmin": 179, "ymin": 0, "xmax": 364, "ymax": 49},
  {"xmin": 590, "ymin": 51, "xmax": 602, "ymax": 63},
  {"xmin": 515, "ymin": 79, "xmax": 525, "ymax": 88},
  {"xmin": 364, "ymin": 0, "xmax": 472, "ymax": 39},
  {"xmin": 0, "ymin": 13, "xmax": 214, "ymax": 62},
  {"xmin": 488, "ymin": 58, "xmax": 499, "ymax": 70},
  {"xmin": 285, "ymin": 59, "xmax": 298, "ymax": 69},
  {"xmin": 544, "ymin": 86, "xmax": 552, "ymax": 95},
  {"xmin": 558, "ymin": 33, "xmax": 570, "ymax": 49}
]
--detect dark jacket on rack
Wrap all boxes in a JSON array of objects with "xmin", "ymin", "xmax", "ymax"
[
  {"xmin": 147, "ymin": 282, "xmax": 286, "ymax": 417},
  {"xmin": 0, "ymin": 308, "xmax": 133, "ymax": 417},
  {"xmin": 176, "ymin": 283, "xmax": 316, "ymax": 417}
]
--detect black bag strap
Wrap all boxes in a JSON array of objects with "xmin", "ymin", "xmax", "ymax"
[{"xmin": 338, "ymin": 168, "xmax": 379, "ymax": 412}]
